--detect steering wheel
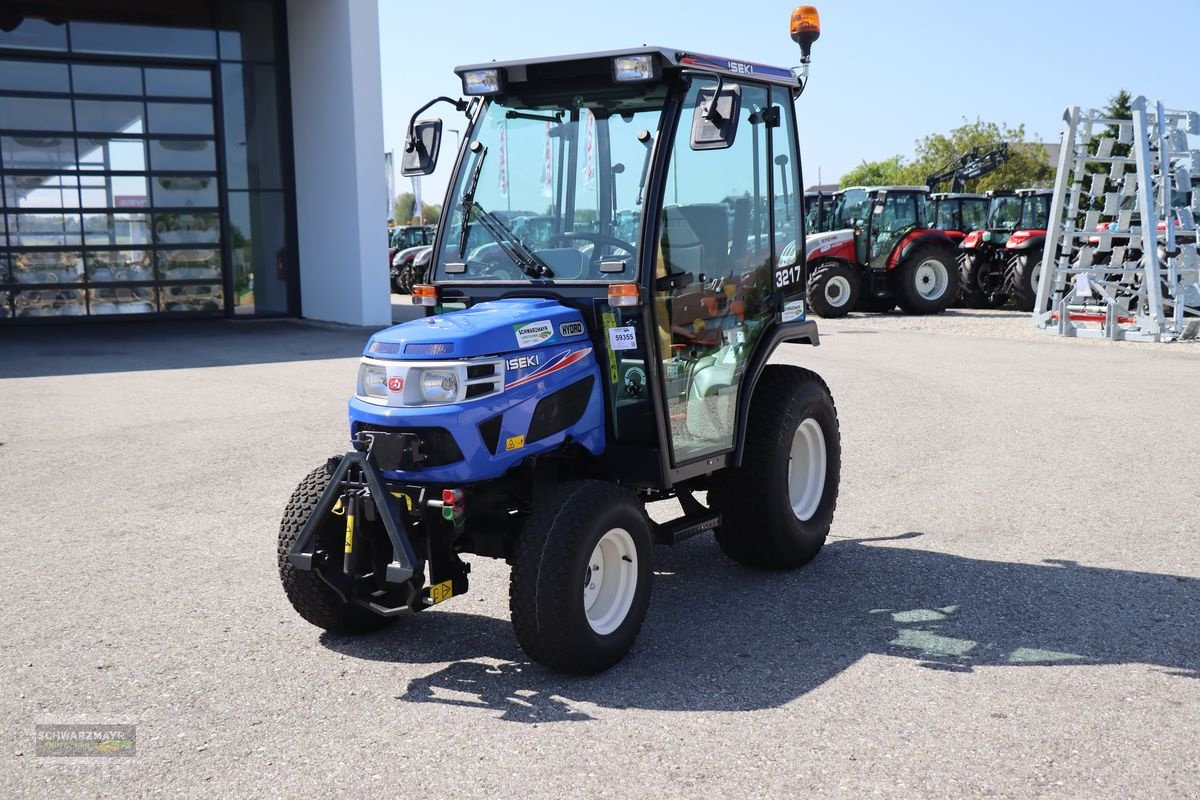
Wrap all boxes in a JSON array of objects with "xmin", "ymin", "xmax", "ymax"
[{"xmin": 547, "ymin": 232, "xmax": 636, "ymax": 260}]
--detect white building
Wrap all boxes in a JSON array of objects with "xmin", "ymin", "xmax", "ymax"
[{"xmin": 0, "ymin": 0, "xmax": 389, "ymax": 326}]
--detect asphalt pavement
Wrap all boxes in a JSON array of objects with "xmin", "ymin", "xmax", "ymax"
[{"xmin": 2, "ymin": 312, "xmax": 1198, "ymax": 798}]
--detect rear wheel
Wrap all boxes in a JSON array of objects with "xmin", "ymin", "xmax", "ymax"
[
  {"xmin": 806, "ymin": 261, "xmax": 860, "ymax": 318},
  {"xmin": 891, "ymin": 245, "xmax": 959, "ymax": 314},
  {"xmin": 277, "ymin": 464, "xmax": 397, "ymax": 634},
  {"xmin": 709, "ymin": 366, "xmax": 840, "ymax": 569},
  {"xmin": 509, "ymin": 480, "xmax": 653, "ymax": 673},
  {"xmin": 1011, "ymin": 252, "xmax": 1042, "ymax": 312}
]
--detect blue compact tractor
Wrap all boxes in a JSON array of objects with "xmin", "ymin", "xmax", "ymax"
[{"xmin": 280, "ymin": 7, "xmax": 840, "ymax": 673}]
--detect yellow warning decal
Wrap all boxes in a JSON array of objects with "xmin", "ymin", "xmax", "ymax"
[
  {"xmin": 389, "ymin": 491, "xmax": 414, "ymax": 510},
  {"xmin": 429, "ymin": 580, "xmax": 454, "ymax": 604},
  {"xmin": 601, "ymin": 310, "xmax": 620, "ymax": 384},
  {"xmin": 505, "ymin": 434, "xmax": 525, "ymax": 451},
  {"xmin": 343, "ymin": 513, "xmax": 355, "ymax": 553}
]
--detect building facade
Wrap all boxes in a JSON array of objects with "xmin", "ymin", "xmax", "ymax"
[{"xmin": 0, "ymin": 0, "xmax": 388, "ymax": 327}]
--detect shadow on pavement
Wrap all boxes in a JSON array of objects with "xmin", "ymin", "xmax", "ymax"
[
  {"xmin": 0, "ymin": 319, "xmax": 378, "ymax": 378},
  {"xmin": 320, "ymin": 533, "xmax": 1200, "ymax": 721}
]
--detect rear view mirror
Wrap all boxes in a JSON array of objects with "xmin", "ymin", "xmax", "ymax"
[
  {"xmin": 690, "ymin": 82, "xmax": 741, "ymax": 151},
  {"xmin": 402, "ymin": 118, "xmax": 442, "ymax": 176}
]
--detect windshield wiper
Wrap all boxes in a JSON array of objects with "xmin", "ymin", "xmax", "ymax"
[
  {"xmin": 470, "ymin": 201, "xmax": 555, "ymax": 279},
  {"xmin": 457, "ymin": 142, "xmax": 489, "ymax": 259}
]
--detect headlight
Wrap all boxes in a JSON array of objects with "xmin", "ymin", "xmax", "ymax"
[
  {"xmin": 419, "ymin": 369, "xmax": 458, "ymax": 403},
  {"xmin": 361, "ymin": 364, "xmax": 388, "ymax": 398}
]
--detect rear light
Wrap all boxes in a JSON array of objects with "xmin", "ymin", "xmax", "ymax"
[
  {"xmin": 608, "ymin": 283, "xmax": 641, "ymax": 307},
  {"xmin": 412, "ymin": 284, "xmax": 438, "ymax": 306}
]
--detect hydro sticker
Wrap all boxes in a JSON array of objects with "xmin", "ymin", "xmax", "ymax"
[
  {"xmin": 558, "ymin": 320, "xmax": 585, "ymax": 338},
  {"xmin": 514, "ymin": 320, "xmax": 554, "ymax": 349},
  {"xmin": 608, "ymin": 326, "xmax": 637, "ymax": 351},
  {"xmin": 782, "ymin": 299, "xmax": 805, "ymax": 323}
]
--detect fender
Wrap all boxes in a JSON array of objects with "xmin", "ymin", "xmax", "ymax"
[
  {"xmin": 961, "ymin": 229, "xmax": 985, "ymax": 250},
  {"xmin": 731, "ymin": 320, "xmax": 819, "ymax": 468},
  {"xmin": 1005, "ymin": 229, "xmax": 1047, "ymax": 252},
  {"xmin": 804, "ymin": 229, "xmax": 856, "ymax": 265},
  {"xmin": 888, "ymin": 229, "xmax": 957, "ymax": 270}
]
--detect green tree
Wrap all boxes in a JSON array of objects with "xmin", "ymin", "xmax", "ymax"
[
  {"xmin": 908, "ymin": 119, "xmax": 1053, "ymax": 192},
  {"xmin": 840, "ymin": 119, "xmax": 1055, "ymax": 192},
  {"xmin": 839, "ymin": 155, "xmax": 908, "ymax": 188}
]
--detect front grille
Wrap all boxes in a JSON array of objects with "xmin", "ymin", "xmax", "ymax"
[{"xmin": 356, "ymin": 423, "xmax": 464, "ymax": 467}]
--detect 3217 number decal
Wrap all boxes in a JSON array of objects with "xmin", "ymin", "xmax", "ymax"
[{"xmin": 774, "ymin": 265, "xmax": 804, "ymax": 289}]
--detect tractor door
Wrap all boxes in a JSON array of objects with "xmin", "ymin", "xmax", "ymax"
[
  {"xmin": 651, "ymin": 77, "xmax": 790, "ymax": 465},
  {"xmin": 868, "ymin": 191, "xmax": 918, "ymax": 269}
]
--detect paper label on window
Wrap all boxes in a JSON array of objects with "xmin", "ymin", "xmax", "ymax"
[
  {"xmin": 782, "ymin": 299, "xmax": 805, "ymax": 322},
  {"xmin": 608, "ymin": 326, "xmax": 637, "ymax": 351}
]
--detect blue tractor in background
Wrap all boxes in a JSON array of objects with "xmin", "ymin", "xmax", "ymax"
[{"xmin": 279, "ymin": 8, "xmax": 840, "ymax": 673}]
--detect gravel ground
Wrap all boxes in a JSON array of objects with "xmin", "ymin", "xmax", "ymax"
[{"xmin": 2, "ymin": 317, "xmax": 1198, "ymax": 798}]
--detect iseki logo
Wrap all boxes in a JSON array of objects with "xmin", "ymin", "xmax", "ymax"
[{"xmin": 387, "ymin": 376, "xmax": 404, "ymax": 392}]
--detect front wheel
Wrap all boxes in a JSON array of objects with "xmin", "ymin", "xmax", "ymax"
[
  {"xmin": 708, "ymin": 366, "xmax": 840, "ymax": 569},
  {"xmin": 509, "ymin": 481, "xmax": 653, "ymax": 673},
  {"xmin": 807, "ymin": 261, "xmax": 860, "ymax": 318},
  {"xmin": 891, "ymin": 246, "xmax": 959, "ymax": 314},
  {"xmin": 278, "ymin": 464, "xmax": 397, "ymax": 634}
]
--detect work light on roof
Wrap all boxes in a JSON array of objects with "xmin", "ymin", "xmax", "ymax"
[
  {"xmin": 612, "ymin": 54, "xmax": 659, "ymax": 83},
  {"xmin": 462, "ymin": 68, "xmax": 503, "ymax": 95}
]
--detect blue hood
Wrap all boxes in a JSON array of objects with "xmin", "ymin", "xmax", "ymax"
[{"xmin": 364, "ymin": 298, "xmax": 588, "ymax": 360}]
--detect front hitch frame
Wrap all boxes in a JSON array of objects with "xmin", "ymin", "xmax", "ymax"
[{"xmin": 287, "ymin": 432, "xmax": 418, "ymax": 585}]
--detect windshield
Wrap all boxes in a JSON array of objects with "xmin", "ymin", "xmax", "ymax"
[
  {"xmin": 434, "ymin": 88, "xmax": 668, "ymax": 282},
  {"xmin": 831, "ymin": 188, "xmax": 868, "ymax": 230},
  {"xmin": 961, "ymin": 198, "xmax": 988, "ymax": 231},
  {"xmin": 988, "ymin": 196, "xmax": 1022, "ymax": 230}
]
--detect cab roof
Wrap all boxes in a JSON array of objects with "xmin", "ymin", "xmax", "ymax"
[
  {"xmin": 930, "ymin": 192, "xmax": 988, "ymax": 199},
  {"xmin": 454, "ymin": 47, "xmax": 801, "ymax": 90}
]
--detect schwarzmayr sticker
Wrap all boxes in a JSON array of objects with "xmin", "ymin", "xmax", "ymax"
[{"xmin": 514, "ymin": 320, "xmax": 554, "ymax": 349}]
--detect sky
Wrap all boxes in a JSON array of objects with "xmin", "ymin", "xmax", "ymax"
[{"xmin": 378, "ymin": 0, "xmax": 1198, "ymax": 206}]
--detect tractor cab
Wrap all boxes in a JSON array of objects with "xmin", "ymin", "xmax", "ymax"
[
  {"xmin": 929, "ymin": 192, "xmax": 989, "ymax": 243},
  {"xmin": 279, "ymin": 8, "xmax": 843, "ymax": 676},
  {"xmin": 401, "ymin": 45, "xmax": 817, "ymax": 480}
]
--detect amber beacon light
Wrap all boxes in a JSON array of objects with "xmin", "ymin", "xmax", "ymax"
[{"xmin": 790, "ymin": 6, "xmax": 821, "ymax": 61}]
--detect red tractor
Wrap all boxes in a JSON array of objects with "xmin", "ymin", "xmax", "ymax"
[
  {"xmin": 804, "ymin": 186, "xmax": 960, "ymax": 317},
  {"xmin": 958, "ymin": 188, "xmax": 1052, "ymax": 310}
]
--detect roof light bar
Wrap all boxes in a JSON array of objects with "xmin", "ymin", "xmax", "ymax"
[
  {"xmin": 462, "ymin": 68, "xmax": 504, "ymax": 96},
  {"xmin": 612, "ymin": 54, "xmax": 659, "ymax": 83}
]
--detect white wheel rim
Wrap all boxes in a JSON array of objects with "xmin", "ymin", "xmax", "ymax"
[
  {"xmin": 787, "ymin": 418, "xmax": 827, "ymax": 521},
  {"xmin": 583, "ymin": 527, "xmax": 638, "ymax": 635},
  {"xmin": 824, "ymin": 275, "xmax": 852, "ymax": 308},
  {"xmin": 1030, "ymin": 261, "xmax": 1042, "ymax": 292},
  {"xmin": 915, "ymin": 258, "xmax": 949, "ymax": 300}
]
